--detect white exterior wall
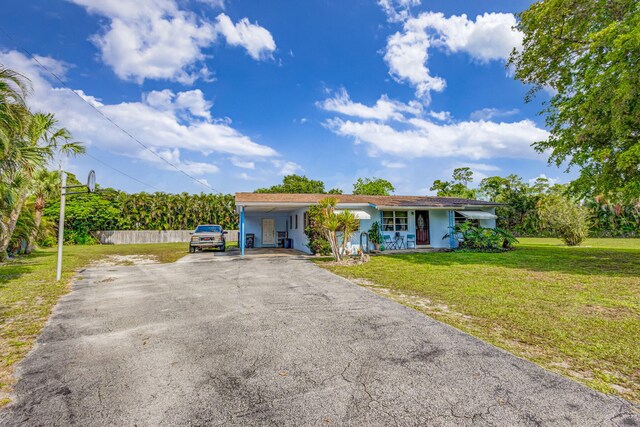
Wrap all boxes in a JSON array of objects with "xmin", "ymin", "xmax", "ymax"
[
  {"xmin": 478, "ymin": 207, "xmax": 497, "ymax": 228},
  {"xmin": 243, "ymin": 210, "xmax": 312, "ymax": 253},
  {"xmin": 343, "ymin": 205, "xmax": 380, "ymax": 254},
  {"xmin": 244, "ymin": 212, "xmax": 287, "ymax": 249},
  {"xmin": 428, "ymin": 210, "xmax": 452, "ymax": 249},
  {"xmin": 242, "ymin": 205, "xmax": 497, "ymax": 254},
  {"xmin": 288, "ymin": 207, "xmax": 309, "ymax": 252}
]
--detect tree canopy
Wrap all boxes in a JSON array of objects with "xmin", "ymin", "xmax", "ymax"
[
  {"xmin": 430, "ymin": 167, "xmax": 477, "ymax": 199},
  {"xmin": 509, "ymin": 0, "xmax": 640, "ymax": 201},
  {"xmin": 254, "ymin": 174, "xmax": 327, "ymax": 194},
  {"xmin": 352, "ymin": 177, "xmax": 395, "ymax": 196}
]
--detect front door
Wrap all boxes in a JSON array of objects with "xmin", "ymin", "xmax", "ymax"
[
  {"xmin": 262, "ymin": 218, "xmax": 275, "ymax": 246},
  {"xmin": 415, "ymin": 211, "xmax": 430, "ymax": 245}
]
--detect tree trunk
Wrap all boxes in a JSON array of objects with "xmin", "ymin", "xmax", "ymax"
[
  {"xmin": 0, "ymin": 192, "xmax": 28, "ymax": 259},
  {"xmin": 25, "ymin": 196, "xmax": 45, "ymax": 254}
]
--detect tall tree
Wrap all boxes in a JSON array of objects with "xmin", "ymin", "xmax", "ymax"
[
  {"xmin": 430, "ymin": 167, "xmax": 477, "ymax": 199},
  {"xmin": 254, "ymin": 174, "xmax": 326, "ymax": 193},
  {"xmin": 25, "ymin": 169, "xmax": 60, "ymax": 254},
  {"xmin": 0, "ymin": 112, "xmax": 84, "ymax": 258},
  {"xmin": 509, "ymin": 0, "xmax": 640, "ymax": 201},
  {"xmin": 352, "ymin": 177, "xmax": 395, "ymax": 196}
]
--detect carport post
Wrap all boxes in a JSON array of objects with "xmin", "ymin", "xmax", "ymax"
[
  {"xmin": 240, "ymin": 206, "xmax": 245, "ymax": 257},
  {"xmin": 448, "ymin": 210, "xmax": 455, "ymax": 249}
]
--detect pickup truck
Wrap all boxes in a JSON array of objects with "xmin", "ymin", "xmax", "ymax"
[{"xmin": 189, "ymin": 224, "xmax": 227, "ymax": 253}]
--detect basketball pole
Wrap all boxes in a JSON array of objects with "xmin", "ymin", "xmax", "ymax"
[{"xmin": 56, "ymin": 171, "xmax": 67, "ymax": 282}]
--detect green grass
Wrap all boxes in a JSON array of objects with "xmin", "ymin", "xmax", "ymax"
[
  {"xmin": 320, "ymin": 238, "xmax": 640, "ymax": 403},
  {"xmin": 0, "ymin": 243, "xmax": 187, "ymax": 406}
]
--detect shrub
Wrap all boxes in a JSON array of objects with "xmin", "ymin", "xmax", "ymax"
[
  {"xmin": 305, "ymin": 205, "xmax": 332, "ymax": 255},
  {"xmin": 538, "ymin": 194, "xmax": 590, "ymax": 246},
  {"xmin": 444, "ymin": 222, "xmax": 519, "ymax": 251},
  {"xmin": 368, "ymin": 221, "xmax": 382, "ymax": 245}
]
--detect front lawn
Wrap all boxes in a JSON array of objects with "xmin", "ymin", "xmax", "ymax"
[
  {"xmin": 320, "ymin": 238, "xmax": 640, "ymax": 403},
  {"xmin": 0, "ymin": 243, "xmax": 187, "ymax": 406}
]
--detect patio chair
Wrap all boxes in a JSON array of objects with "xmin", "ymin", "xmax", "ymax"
[
  {"xmin": 383, "ymin": 234, "xmax": 397, "ymax": 250},
  {"xmin": 406, "ymin": 234, "xmax": 416, "ymax": 249}
]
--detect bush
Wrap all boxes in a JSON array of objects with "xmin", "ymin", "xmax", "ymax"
[
  {"xmin": 305, "ymin": 205, "xmax": 332, "ymax": 255},
  {"xmin": 445, "ymin": 223, "xmax": 518, "ymax": 251},
  {"xmin": 538, "ymin": 194, "xmax": 590, "ymax": 246},
  {"xmin": 368, "ymin": 221, "xmax": 382, "ymax": 245}
]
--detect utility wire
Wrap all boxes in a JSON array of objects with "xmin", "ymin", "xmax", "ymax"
[
  {"xmin": 84, "ymin": 152, "xmax": 160, "ymax": 191},
  {"xmin": 0, "ymin": 27, "xmax": 221, "ymax": 194}
]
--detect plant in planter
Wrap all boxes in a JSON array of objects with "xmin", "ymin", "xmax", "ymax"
[{"xmin": 368, "ymin": 221, "xmax": 383, "ymax": 250}]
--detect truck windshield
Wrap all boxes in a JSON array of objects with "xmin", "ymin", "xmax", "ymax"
[{"xmin": 195, "ymin": 225, "xmax": 221, "ymax": 233}]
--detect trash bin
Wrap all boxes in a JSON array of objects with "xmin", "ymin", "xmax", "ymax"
[
  {"xmin": 284, "ymin": 238, "xmax": 292, "ymax": 249},
  {"xmin": 245, "ymin": 233, "xmax": 255, "ymax": 248}
]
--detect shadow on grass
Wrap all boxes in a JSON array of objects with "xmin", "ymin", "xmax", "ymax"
[
  {"xmin": 0, "ymin": 252, "xmax": 53, "ymax": 285},
  {"xmin": 380, "ymin": 245, "xmax": 640, "ymax": 278}
]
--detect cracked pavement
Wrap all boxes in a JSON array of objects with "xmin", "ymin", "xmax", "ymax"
[{"xmin": 2, "ymin": 253, "xmax": 639, "ymax": 426}]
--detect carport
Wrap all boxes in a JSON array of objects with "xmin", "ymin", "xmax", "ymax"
[{"xmin": 237, "ymin": 202, "xmax": 311, "ymax": 256}]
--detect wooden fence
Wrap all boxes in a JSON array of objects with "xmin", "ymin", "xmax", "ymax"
[{"xmin": 96, "ymin": 230, "xmax": 239, "ymax": 245}]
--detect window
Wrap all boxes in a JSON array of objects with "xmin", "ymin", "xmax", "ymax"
[
  {"xmin": 195, "ymin": 225, "xmax": 222, "ymax": 233},
  {"xmin": 295, "ymin": 214, "xmax": 298, "ymax": 229},
  {"xmin": 382, "ymin": 211, "xmax": 408, "ymax": 231},
  {"xmin": 455, "ymin": 212, "xmax": 479, "ymax": 227}
]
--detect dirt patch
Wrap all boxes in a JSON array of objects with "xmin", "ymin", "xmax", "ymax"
[
  {"xmin": 90, "ymin": 255, "xmax": 159, "ymax": 267},
  {"xmin": 581, "ymin": 304, "xmax": 634, "ymax": 319},
  {"xmin": 350, "ymin": 278, "xmax": 472, "ymax": 321}
]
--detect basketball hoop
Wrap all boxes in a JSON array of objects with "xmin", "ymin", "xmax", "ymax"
[{"xmin": 87, "ymin": 170, "xmax": 96, "ymax": 193}]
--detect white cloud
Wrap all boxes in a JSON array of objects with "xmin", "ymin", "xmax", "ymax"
[
  {"xmin": 238, "ymin": 172, "xmax": 261, "ymax": 181},
  {"xmin": 271, "ymin": 160, "xmax": 302, "ymax": 176},
  {"xmin": 69, "ymin": 0, "xmax": 217, "ymax": 83},
  {"xmin": 318, "ymin": 88, "xmax": 422, "ymax": 121},
  {"xmin": 454, "ymin": 162, "xmax": 500, "ymax": 172},
  {"xmin": 67, "ymin": 0, "xmax": 276, "ymax": 83},
  {"xmin": 378, "ymin": 0, "xmax": 421, "ymax": 22},
  {"xmin": 470, "ymin": 107, "xmax": 519, "ymax": 121},
  {"xmin": 138, "ymin": 148, "xmax": 219, "ymax": 175},
  {"xmin": 385, "ymin": 23, "xmax": 445, "ymax": 101},
  {"xmin": 384, "ymin": 12, "xmax": 522, "ymax": 101},
  {"xmin": 428, "ymin": 110, "xmax": 451, "ymax": 121},
  {"xmin": 381, "ymin": 160, "xmax": 407, "ymax": 169},
  {"xmin": 326, "ymin": 116, "xmax": 549, "ymax": 160},
  {"xmin": 144, "ymin": 88, "xmax": 213, "ymax": 120},
  {"xmin": 230, "ymin": 158, "xmax": 256, "ymax": 169},
  {"xmin": 33, "ymin": 55, "xmax": 72, "ymax": 79},
  {"xmin": 0, "ymin": 50, "xmax": 278, "ymax": 177},
  {"xmin": 214, "ymin": 13, "xmax": 276, "ymax": 60},
  {"xmin": 198, "ymin": 0, "xmax": 224, "ymax": 9}
]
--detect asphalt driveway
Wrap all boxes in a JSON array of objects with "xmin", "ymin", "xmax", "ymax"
[{"xmin": 2, "ymin": 254, "xmax": 639, "ymax": 426}]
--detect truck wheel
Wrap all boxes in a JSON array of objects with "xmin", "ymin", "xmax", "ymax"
[
  {"xmin": 189, "ymin": 246, "xmax": 195, "ymax": 253},
  {"xmin": 220, "ymin": 245, "xmax": 226, "ymax": 252}
]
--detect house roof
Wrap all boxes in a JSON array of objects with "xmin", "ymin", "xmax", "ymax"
[{"xmin": 235, "ymin": 192, "xmax": 500, "ymax": 208}]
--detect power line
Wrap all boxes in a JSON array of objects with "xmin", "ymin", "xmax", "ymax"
[
  {"xmin": 0, "ymin": 27, "xmax": 221, "ymax": 194},
  {"xmin": 84, "ymin": 152, "xmax": 160, "ymax": 191}
]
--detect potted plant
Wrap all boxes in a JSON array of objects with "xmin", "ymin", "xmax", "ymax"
[{"xmin": 368, "ymin": 221, "xmax": 383, "ymax": 251}]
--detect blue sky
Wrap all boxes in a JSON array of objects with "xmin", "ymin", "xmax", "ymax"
[{"xmin": 0, "ymin": 0, "xmax": 567, "ymax": 195}]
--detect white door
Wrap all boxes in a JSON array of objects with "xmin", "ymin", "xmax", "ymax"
[{"xmin": 262, "ymin": 218, "xmax": 275, "ymax": 246}]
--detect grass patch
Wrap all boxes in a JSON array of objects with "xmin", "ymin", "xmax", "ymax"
[
  {"xmin": 0, "ymin": 243, "xmax": 186, "ymax": 405},
  {"xmin": 319, "ymin": 238, "xmax": 640, "ymax": 403}
]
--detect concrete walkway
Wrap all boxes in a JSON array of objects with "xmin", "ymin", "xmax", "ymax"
[{"xmin": 2, "ymin": 255, "xmax": 638, "ymax": 426}]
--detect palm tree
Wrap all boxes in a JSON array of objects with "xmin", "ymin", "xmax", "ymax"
[
  {"xmin": 0, "ymin": 112, "xmax": 84, "ymax": 258},
  {"xmin": 25, "ymin": 169, "xmax": 60, "ymax": 254}
]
